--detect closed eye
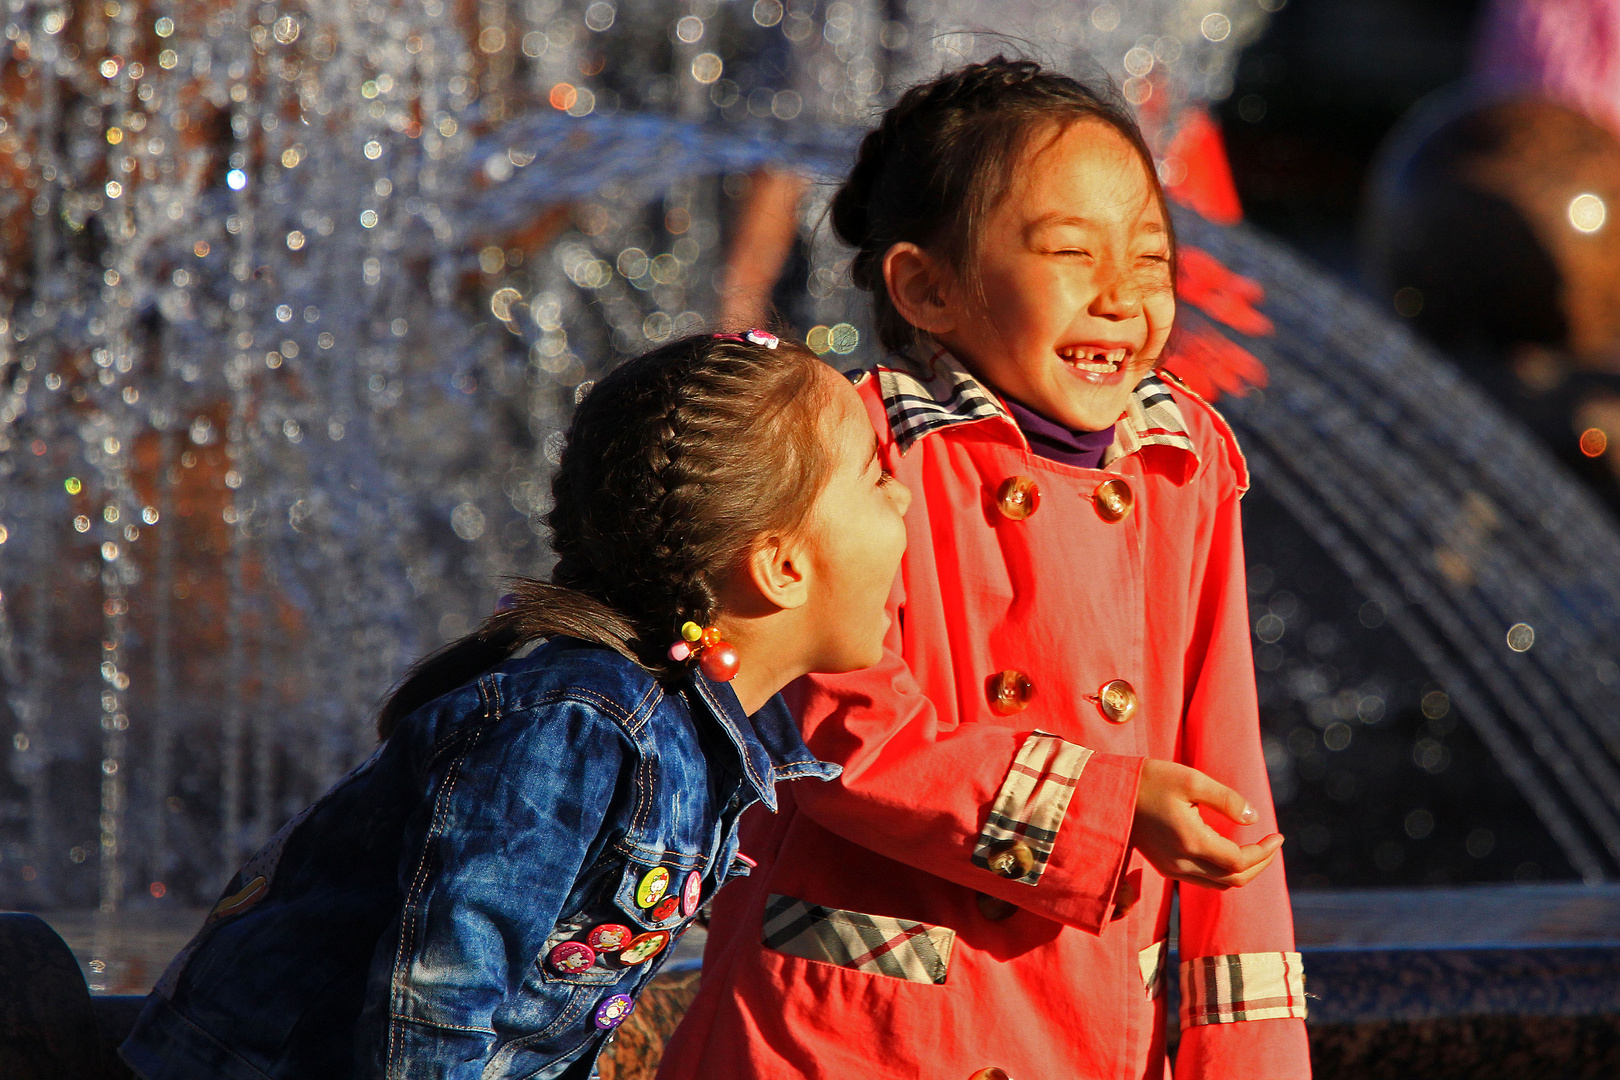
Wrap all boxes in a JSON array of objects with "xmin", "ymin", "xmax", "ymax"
[{"xmin": 865, "ymin": 438, "xmax": 890, "ymax": 485}]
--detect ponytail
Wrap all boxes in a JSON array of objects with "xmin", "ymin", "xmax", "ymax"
[{"xmin": 375, "ymin": 580, "xmax": 638, "ymax": 739}]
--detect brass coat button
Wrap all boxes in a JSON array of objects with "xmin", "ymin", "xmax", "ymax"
[
  {"xmin": 969, "ymin": 1070, "xmax": 1012, "ymax": 1080},
  {"xmin": 985, "ymin": 839, "xmax": 1035, "ymax": 880},
  {"xmin": 986, "ymin": 670, "xmax": 1035, "ymax": 715},
  {"xmin": 976, "ymin": 892, "xmax": 1017, "ymax": 921},
  {"xmin": 1097, "ymin": 679, "xmax": 1138, "ymax": 724},
  {"xmin": 996, "ymin": 475, "xmax": 1041, "ymax": 520},
  {"xmin": 1093, "ymin": 478, "xmax": 1133, "ymax": 522}
]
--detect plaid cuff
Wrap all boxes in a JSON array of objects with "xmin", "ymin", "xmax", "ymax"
[
  {"xmin": 971, "ymin": 731, "xmax": 1093, "ymax": 886},
  {"xmin": 1180, "ymin": 951, "xmax": 1307, "ymax": 1026},
  {"xmin": 762, "ymin": 894, "xmax": 955, "ymax": 985}
]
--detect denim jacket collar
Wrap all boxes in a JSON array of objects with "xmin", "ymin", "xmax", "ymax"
[{"xmin": 687, "ymin": 674, "xmax": 840, "ymax": 812}]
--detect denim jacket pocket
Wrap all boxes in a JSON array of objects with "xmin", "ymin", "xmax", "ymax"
[
  {"xmin": 611, "ymin": 849, "xmax": 706, "ymax": 932},
  {"xmin": 536, "ymin": 851, "xmax": 704, "ymax": 987}
]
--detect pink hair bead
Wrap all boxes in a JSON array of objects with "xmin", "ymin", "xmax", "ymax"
[{"xmin": 668, "ymin": 641, "xmax": 692, "ymax": 662}]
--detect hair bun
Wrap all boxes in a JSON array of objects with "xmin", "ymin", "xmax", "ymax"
[
  {"xmin": 829, "ymin": 55, "xmax": 1166, "ymax": 355},
  {"xmin": 830, "ymin": 123, "xmax": 893, "ymax": 288}
]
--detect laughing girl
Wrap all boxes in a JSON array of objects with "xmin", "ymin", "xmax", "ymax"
[{"xmin": 664, "ymin": 60, "xmax": 1309, "ymax": 1080}]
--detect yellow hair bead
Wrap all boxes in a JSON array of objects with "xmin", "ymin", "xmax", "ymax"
[{"xmin": 680, "ymin": 621, "xmax": 703, "ymax": 642}]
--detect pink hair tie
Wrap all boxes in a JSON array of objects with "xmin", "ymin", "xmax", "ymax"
[{"xmin": 713, "ymin": 329, "xmax": 779, "ymax": 349}]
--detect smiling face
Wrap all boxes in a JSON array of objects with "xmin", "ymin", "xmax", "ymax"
[
  {"xmin": 933, "ymin": 118, "xmax": 1175, "ymax": 432},
  {"xmin": 797, "ymin": 367, "xmax": 912, "ymax": 672}
]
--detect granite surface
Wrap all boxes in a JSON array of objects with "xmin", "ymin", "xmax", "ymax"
[
  {"xmin": 1291, "ymin": 884, "xmax": 1620, "ymax": 949},
  {"xmin": 13, "ymin": 887, "xmax": 1620, "ymax": 1078}
]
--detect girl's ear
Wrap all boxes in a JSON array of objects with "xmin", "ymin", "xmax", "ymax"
[
  {"xmin": 745, "ymin": 535, "xmax": 810, "ymax": 612},
  {"xmin": 882, "ymin": 243, "xmax": 958, "ymax": 337}
]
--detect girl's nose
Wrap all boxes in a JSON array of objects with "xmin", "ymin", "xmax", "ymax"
[
  {"xmin": 1089, "ymin": 275, "xmax": 1143, "ymax": 321},
  {"xmin": 891, "ymin": 477, "xmax": 914, "ymax": 517}
]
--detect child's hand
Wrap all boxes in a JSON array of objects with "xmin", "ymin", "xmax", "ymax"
[{"xmin": 1129, "ymin": 759, "xmax": 1284, "ymax": 890}]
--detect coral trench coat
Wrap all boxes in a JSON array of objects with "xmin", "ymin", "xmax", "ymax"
[{"xmin": 658, "ymin": 350, "xmax": 1310, "ymax": 1080}]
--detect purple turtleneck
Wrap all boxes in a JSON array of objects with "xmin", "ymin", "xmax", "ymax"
[{"xmin": 1002, "ymin": 395, "xmax": 1116, "ymax": 470}]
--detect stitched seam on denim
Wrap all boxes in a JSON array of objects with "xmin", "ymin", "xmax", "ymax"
[
  {"xmin": 385, "ymin": 1014, "xmax": 498, "ymax": 1035},
  {"xmin": 414, "ymin": 678, "xmax": 497, "ymax": 771},
  {"xmin": 631, "ymin": 749, "xmax": 655, "ymax": 833},
  {"xmin": 481, "ymin": 675, "xmax": 503, "ymax": 726},
  {"xmin": 499, "ymin": 685, "xmax": 637, "ymax": 726},
  {"xmin": 626, "ymin": 684, "xmax": 662, "ymax": 831},
  {"xmin": 622, "ymin": 681, "xmax": 661, "ymax": 736},
  {"xmin": 773, "ymin": 761, "xmax": 833, "ymax": 780},
  {"xmin": 610, "ymin": 839, "xmax": 709, "ymax": 870},
  {"xmin": 419, "ymin": 718, "xmax": 483, "ymax": 772},
  {"xmin": 489, "ymin": 982, "xmax": 596, "ymax": 1060},
  {"xmin": 690, "ymin": 677, "xmax": 768, "ymax": 795},
  {"xmin": 387, "ymin": 724, "xmax": 482, "ymax": 1079},
  {"xmin": 513, "ymin": 1029, "xmax": 605, "ymax": 1080}
]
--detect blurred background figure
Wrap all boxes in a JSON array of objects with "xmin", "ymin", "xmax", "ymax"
[
  {"xmin": 1473, "ymin": 0, "xmax": 1620, "ymax": 134},
  {"xmin": 1364, "ymin": 0, "xmax": 1620, "ymax": 505}
]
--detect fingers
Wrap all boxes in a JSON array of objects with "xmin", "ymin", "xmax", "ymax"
[
  {"xmin": 1167, "ymin": 833, "xmax": 1284, "ymax": 890},
  {"xmin": 1219, "ymin": 835, "xmax": 1285, "ymax": 887},
  {"xmin": 1187, "ymin": 771, "xmax": 1257, "ymax": 828}
]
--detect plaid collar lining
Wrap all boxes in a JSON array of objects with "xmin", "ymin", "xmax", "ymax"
[{"xmin": 875, "ymin": 345, "xmax": 1200, "ymax": 467}]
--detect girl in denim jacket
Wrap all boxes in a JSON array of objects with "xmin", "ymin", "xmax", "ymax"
[{"xmin": 120, "ymin": 331, "xmax": 912, "ymax": 1080}]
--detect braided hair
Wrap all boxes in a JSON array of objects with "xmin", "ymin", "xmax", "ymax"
[
  {"xmin": 376, "ymin": 333, "xmax": 833, "ymax": 738},
  {"xmin": 830, "ymin": 56, "xmax": 1173, "ymax": 356}
]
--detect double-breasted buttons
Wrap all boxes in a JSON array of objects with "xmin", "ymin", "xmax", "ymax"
[
  {"xmin": 995, "ymin": 475, "xmax": 1041, "ymax": 520},
  {"xmin": 1093, "ymin": 478, "xmax": 1133, "ymax": 522},
  {"xmin": 986, "ymin": 670, "xmax": 1035, "ymax": 715},
  {"xmin": 1096, "ymin": 679, "xmax": 1138, "ymax": 724},
  {"xmin": 976, "ymin": 892, "xmax": 1017, "ymax": 921},
  {"xmin": 985, "ymin": 839, "xmax": 1035, "ymax": 880}
]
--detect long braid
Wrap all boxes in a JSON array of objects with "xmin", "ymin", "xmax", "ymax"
[{"xmin": 378, "ymin": 333, "xmax": 831, "ymax": 738}]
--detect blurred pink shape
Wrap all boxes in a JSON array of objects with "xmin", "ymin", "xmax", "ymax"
[{"xmin": 1474, "ymin": 0, "xmax": 1620, "ymax": 135}]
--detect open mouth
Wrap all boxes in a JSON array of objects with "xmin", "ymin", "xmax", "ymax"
[{"xmin": 1057, "ymin": 346, "xmax": 1131, "ymax": 375}]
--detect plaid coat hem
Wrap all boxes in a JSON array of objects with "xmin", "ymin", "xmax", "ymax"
[{"xmin": 1180, "ymin": 951, "xmax": 1307, "ymax": 1026}]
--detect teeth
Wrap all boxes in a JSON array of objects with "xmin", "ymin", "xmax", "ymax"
[{"xmin": 1060, "ymin": 347, "xmax": 1128, "ymax": 373}]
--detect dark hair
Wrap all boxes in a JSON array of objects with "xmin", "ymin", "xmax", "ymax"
[
  {"xmin": 376, "ymin": 333, "xmax": 834, "ymax": 738},
  {"xmin": 831, "ymin": 56, "xmax": 1174, "ymax": 355}
]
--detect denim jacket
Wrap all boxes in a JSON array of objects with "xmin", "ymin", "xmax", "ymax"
[{"xmin": 120, "ymin": 638, "xmax": 839, "ymax": 1080}]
